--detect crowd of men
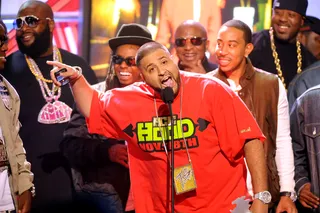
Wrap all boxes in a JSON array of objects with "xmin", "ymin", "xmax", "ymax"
[{"xmin": 0, "ymin": 0, "xmax": 320, "ymax": 212}]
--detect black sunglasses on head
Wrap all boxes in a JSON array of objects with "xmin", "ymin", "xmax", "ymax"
[
  {"xmin": 13, "ymin": 15, "xmax": 51, "ymax": 30},
  {"xmin": 0, "ymin": 35, "xmax": 8, "ymax": 48},
  {"xmin": 112, "ymin": 55, "xmax": 136, "ymax": 66},
  {"xmin": 175, "ymin": 37, "xmax": 207, "ymax": 47}
]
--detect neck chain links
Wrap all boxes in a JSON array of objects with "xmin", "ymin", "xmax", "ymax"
[
  {"xmin": 25, "ymin": 46, "xmax": 62, "ymax": 102},
  {"xmin": 269, "ymin": 27, "xmax": 302, "ymax": 88},
  {"xmin": 153, "ymin": 84, "xmax": 192, "ymax": 167},
  {"xmin": 240, "ymin": 0, "xmax": 250, "ymax": 7}
]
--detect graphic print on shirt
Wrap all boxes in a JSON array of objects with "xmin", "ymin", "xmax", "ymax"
[{"xmin": 123, "ymin": 114, "xmax": 210, "ymax": 152}]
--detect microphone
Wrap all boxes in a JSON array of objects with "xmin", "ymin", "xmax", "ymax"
[{"xmin": 161, "ymin": 87, "xmax": 174, "ymax": 104}]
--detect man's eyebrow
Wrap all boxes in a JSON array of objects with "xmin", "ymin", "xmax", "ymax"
[
  {"xmin": 228, "ymin": 40, "xmax": 239, "ymax": 44},
  {"xmin": 217, "ymin": 39, "xmax": 239, "ymax": 43},
  {"xmin": 145, "ymin": 56, "xmax": 167, "ymax": 69},
  {"xmin": 158, "ymin": 56, "xmax": 167, "ymax": 60}
]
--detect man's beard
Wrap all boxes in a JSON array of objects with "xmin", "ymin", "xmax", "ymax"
[{"xmin": 16, "ymin": 24, "xmax": 51, "ymax": 58}]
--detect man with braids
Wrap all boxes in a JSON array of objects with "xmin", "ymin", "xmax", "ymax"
[
  {"xmin": 49, "ymin": 41, "xmax": 270, "ymax": 212},
  {"xmin": 249, "ymin": 0, "xmax": 316, "ymax": 88},
  {"xmin": 2, "ymin": 1, "xmax": 97, "ymax": 212}
]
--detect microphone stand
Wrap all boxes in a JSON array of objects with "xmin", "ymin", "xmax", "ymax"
[
  {"xmin": 161, "ymin": 87, "xmax": 175, "ymax": 213},
  {"xmin": 168, "ymin": 102, "xmax": 175, "ymax": 213}
]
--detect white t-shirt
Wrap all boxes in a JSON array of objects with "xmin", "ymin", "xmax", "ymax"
[
  {"xmin": 0, "ymin": 129, "xmax": 14, "ymax": 211},
  {"xmin": 227, "ymin": 78, "xmax": 295, "ymax": 196}
]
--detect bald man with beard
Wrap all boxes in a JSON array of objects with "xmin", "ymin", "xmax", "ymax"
[
  {"xmin": 2, "ymin": 1, "xmax": 97, "ymax": 212},
  {"xmin": 174, "ymin": 20, "xmax": 218, "ymax": 74}
]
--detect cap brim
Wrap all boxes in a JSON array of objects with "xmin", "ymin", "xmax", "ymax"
[{"xmin": 108, "ymin": 36, "xmax": 153, "ymax": 52}]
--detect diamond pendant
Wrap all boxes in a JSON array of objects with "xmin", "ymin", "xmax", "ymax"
[{"xmin": 38, "ymin": 101, "xmax": 72, "ymax": 124}]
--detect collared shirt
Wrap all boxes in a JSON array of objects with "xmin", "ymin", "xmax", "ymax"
[
  {"xmin": 290, "ymin": 85, "xmax": 320, "ymax": 212},
  {"xmin": 288, "ymin": 60, "xmax": 320, "ymax": 110}
]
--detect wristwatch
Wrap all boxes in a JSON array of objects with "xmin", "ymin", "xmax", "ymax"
[
  {"xmin": 280, "ymin": 191, "xmax": 297, "ymax": 202},
  {"xmin": 254, "ymin": 191, "xmax": 272, "ymax": 204}
]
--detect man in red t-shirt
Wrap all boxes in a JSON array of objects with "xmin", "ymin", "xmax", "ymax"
[{"xmin": 49, "ymin": 42, "xmax": 269, "ymax": 213}]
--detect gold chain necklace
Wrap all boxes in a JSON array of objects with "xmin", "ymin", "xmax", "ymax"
[
  {"xmin": 240, "ymin": 0, "xmax": 250, "ymax": 7},
  {"xmin": 25, "ymin": 46, "xmax": 62, "ymax": 83},
  {"xmin": 269, "ymin": 27, "xmax": 302, "ymax": 88}
]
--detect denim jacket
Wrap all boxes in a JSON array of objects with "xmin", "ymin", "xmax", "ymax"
[
  {"xmin": 288, "ymin": 61, "xmax": 320, "ymax": 111},
  {"xmin": 290, "ymin": 85, "xmax": 320, "ymax": 213}
]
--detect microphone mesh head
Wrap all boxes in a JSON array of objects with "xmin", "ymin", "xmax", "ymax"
[{"xmin": 161, "ymin": 87, "xmax": 174, "ymax": 103}]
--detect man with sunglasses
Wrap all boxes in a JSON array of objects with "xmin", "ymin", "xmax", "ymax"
[
  {"xmin": 0, "ymin": 19, "xmax": 34, "ymax": 213},
  {"xmin": 208, "ymin": 19, "xmax": 297, "ymax": 213},
  {"xmin": 2, "ymin": 1, "xmax": 97, "ymax": 213},
  {"xmin": 174, "ymin": 20, "xmax": 218, "ymax": 74},
  {"xmin": 48, "ymin": 41, "xmax": 271, "ymax": 213},
  {"xmin": 156, "ymin": 0, "xmax": 222, "ymax": 60}
]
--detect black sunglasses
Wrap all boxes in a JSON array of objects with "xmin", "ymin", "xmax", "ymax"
[
  {"xmin": 13, "ymin": 15, "xmax": 50, "ymax": 30},
  {"xmin": 0, "ymin": 35, "xmax": 8, "ymax": 48},
  {"xmin": 175, "ymin": 37, "xmax": 207, "ymax": 47},
  {"xmin": 112, "ymin": 55, "xmax": 136, "ymax": 66}
]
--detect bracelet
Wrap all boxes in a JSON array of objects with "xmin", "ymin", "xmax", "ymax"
[
  {"xmin": 73, "ymin": 66, "xmax": 83, "ymax": 79},
  {"xmin": 280, "ymin": 191, "xmax": 297, "ymax": 202},
  {"xmin": 70, "ymin": 66, "xmax": 83, "ymax": 83}
]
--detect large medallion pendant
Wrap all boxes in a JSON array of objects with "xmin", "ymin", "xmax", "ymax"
[{"xmin": 38, "ymin": 101, "xmax": 72, "ymax": 124}]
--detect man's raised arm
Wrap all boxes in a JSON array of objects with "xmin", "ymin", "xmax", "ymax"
[{"xmin": 48, "ymin": 61, "xmax": 93, "ymax": 118}]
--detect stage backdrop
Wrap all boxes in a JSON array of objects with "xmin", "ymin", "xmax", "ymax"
[
  {"xmin": 89, "ymin": 0, "xmax": 274, "ymax": 81},
  {"xmin": 3, "ymin": 0, "xmax": 318, "ymax": 81}
]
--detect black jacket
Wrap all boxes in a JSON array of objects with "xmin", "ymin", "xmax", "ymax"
[
  {"xmin": 249, "ymin": 30, "xmax": 317, "ymax": 86},
  {"xmin": 61, "ymin": 99, "xmax": 131, "ymax": 209}
]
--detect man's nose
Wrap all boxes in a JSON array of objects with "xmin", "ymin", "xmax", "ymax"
[
  {"xmin": 158, "ymin": 67, "xmax": 166, "ymax": 76},
  {"xmin": 120, "ymin": 60, "xmax": 128, "ymax": 68},
  {"xmin": 279, "ymin": 13, "xmax": 289, "ymax": 22},
  {"xmin": 184, "ymin": 40, "xmax": 194, "ymax": 50},
  {"xmin": 218, "ymin": 45, "xmax": 227, "ymax": 55}
]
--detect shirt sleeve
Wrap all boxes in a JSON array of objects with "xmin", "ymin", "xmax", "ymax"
[
  {"xmin": 210, "ymin": 82, "xmax": 265, "ymax": 163},
  {"xmin": 275, "ymin": 78, "xmax": 295, "ymax": 192},
  {"xmin": 86, "ymin": 89, "xmax": 120, "ymax": 139},
  {"xmin": 290, "ymin": 97, "xmax": 310, "ymax": 194}
]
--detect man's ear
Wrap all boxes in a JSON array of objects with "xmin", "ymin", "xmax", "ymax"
[
  {"xmin": 244, "ymin": 43, "xmax": 254, "ymax": 57},
  {"xmin": 48, "ymin": 19, "xmax": 55, "ymax": 32},
  {"xmin": 301, "ymin": 17, "xmax": 305, "ymax": 27},
  {"xmin": 140, "ymin": 72, "xmax": 145, "ymax": 81},
  {"xmin": 205, "ymin": 39, "xmax": 210, "ymax": 51}
]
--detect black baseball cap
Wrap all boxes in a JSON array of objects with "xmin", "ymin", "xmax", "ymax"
[{"xmin": 273, "ymin": 0, "xmax": 308, "ymax": 17}]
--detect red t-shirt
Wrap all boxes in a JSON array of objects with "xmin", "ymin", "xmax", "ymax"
[{"xmin": 87, "ymin": 71, "xmax": 265, "ymax": 213}]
